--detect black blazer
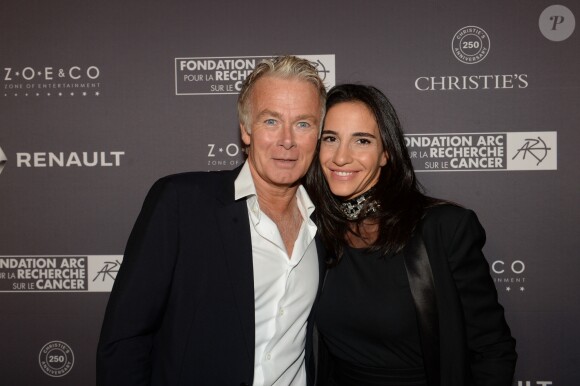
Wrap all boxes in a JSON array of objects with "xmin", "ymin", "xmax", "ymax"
[
  {"xmin": 419, "ymin": 205, "xmax": 516, "ymax": 386},
  {"xmin": 97, "ymin": 168, "xmax": 326, "ymax": 386},
  {"xmin": 316, "ymin": 205, "xmax": 516, "ymax": 386}
]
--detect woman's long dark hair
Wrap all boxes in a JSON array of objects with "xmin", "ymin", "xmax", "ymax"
[{"xmin": 305, "ymin": 84, "xmax": 443, "ymax": 264}]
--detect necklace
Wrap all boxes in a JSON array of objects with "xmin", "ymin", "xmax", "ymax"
[{"xmin": 339, "ymin": 188, "xmax": 380, "ymax": 221}]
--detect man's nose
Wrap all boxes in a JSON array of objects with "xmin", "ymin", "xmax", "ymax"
[{"xmin": 279, "ymin": 124, "xmax": 296, "ymax": 149}]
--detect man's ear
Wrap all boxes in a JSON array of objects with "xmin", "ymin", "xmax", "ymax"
[{"xmin": 240, "ymin": 123, "xmax": 251, "ymax": 146}]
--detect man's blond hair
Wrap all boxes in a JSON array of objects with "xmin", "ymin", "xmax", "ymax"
[{"xmin": 237, "ymin": 55, "xmax": 327, "ymax": 132}]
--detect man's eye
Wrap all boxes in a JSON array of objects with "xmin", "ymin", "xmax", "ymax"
[
  {"xmin": 297, "ymin": 122, "xmax": 311, "ymax": 129},
  {"xmin": 264, "ymin": 119, "xmax": 277, "ymax": 125}
]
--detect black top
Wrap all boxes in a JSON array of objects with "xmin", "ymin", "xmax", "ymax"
[
  {"xmin": 316, "ymin": 206, "xmax": 517, "ymax": 386},
  {"xmin": 317, "ymin": 246, "xmax": 426, "ymax": 385}
]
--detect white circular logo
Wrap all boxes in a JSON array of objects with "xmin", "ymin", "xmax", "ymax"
[
  {"xmin": 38, "ymin": 341, "xmax": 74, "ymax": 377},
  {"xmin": 452, "ymin": 26, "xmax": 491, "ymax": 64},
  {"xmin": 539, "ymin": 5, "xmax": 575, "ymax": 41}
]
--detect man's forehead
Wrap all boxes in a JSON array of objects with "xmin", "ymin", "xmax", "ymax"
[
  {"xmin": 250, "ymin": 77, "xmax": 320, "ymax": 105},
  {"xmin": 252, "ymin": 75, "xmax": 318, "ymax": 94}
]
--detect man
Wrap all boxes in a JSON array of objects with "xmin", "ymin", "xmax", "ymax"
[{"xmin": 97, "ymin": 56, "xmax": 327, "ymax": 386}]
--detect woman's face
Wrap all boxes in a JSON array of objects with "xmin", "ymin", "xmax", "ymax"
[{"xmin": 319, "ymin": 101, "xmax": 387, "ymax": 200}]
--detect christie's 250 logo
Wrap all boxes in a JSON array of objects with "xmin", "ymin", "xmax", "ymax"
[
  {"xmin": 4, "ymin": 66, "xmax": 100, "ymax": 81},
  {"xmin": 452, "ymin": 26, "xmax": 490, "ymax": 64},
  {"xmin": 39, "ymin": 341, "xmax": 74, "ymax": 377}
]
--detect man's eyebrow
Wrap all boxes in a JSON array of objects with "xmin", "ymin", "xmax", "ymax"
[
  {"xmin": 256, "ymin": 109, "xmax": 283, "ymax": 120},
  {"xmin": 295, "ymin": 114, "xmax": 318, "ymax": 121},
  {"xmin": 256, "ymin": 110, "xmax": 318, "ymax": 122}
]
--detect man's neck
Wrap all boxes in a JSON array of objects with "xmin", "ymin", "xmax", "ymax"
[
  {"xmin": 256, "ymin": 188, "xmax": 302, "ymax": 258},
  {"xmin": 247, "ymin": 163, "xmax": 303, "ymax": 257},
  {"xmin": 247, "ymin": 163, "xmax": 300, "ymax": 216}
]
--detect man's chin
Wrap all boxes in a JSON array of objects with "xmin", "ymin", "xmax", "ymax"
[{"xmin": 269, "ymin": 173, "xmax": 305, "ymax": 189}]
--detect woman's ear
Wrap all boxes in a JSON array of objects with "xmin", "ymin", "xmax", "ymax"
[{"xmin": 380, "ymin": 151, "xmax": 388, "ymax": 167}]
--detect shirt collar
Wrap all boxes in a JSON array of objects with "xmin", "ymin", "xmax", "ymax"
[
  {"xmin": 296, "ymin": 185, "xmax": 316, "ymax": 219},
  {"xmin": 234, "ymin": 161, "xmax": 256, "ymax": 201}
]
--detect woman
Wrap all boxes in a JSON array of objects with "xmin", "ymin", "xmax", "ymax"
[{"xmin": 306, "ymin": 84, "xmax": 517, "ymax": 386}]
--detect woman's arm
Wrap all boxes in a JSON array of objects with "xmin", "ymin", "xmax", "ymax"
[{"xmin": 446, "ymin": 209, "xmax": 517, "ymax": 386}]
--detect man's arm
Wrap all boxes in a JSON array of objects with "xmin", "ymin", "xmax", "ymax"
[{"xmin": 97, "ymin": 177, "xmax": 180, "ymax": 386}]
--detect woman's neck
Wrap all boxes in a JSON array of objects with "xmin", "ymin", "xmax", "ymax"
[{"xmin": 339, "ymin": 187, "xmax": 380, "ymax": 221}]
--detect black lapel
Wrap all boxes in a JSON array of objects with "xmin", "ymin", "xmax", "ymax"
[
  {"xmin": 403, "ymin": 230, "xmax": 441, "ymax": 386},
  {"xmin": 214, "ymin": 168, "xmax": 255, "ymax": 373}
]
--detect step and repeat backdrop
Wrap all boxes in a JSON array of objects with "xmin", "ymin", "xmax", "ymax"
[{"xmin": 1, "ymin": 0, "xmax": 578, "ymax": 385}]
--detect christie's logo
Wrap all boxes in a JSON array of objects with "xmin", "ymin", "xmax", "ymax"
[
  {"xmin": 39, "ymin": 341, "xmax": 74, "ymax": 377},
  {"xmin": 415, "ymin": 74, "xmax": 528, "ymax": 91},
  {"xmin": 491, "ymin": 259, "xmax": 526, "ymax": 293},
  {"xmin": 452, "ymin": 26, "xmax": 490, "ymax": 64},
  {"xmin": 175, "ymin": 54, "xmax": 335, "ymax": 95},
  {"xmin": 414, "ymin": 26, "xmax": 529, "ymax": 91},
  {"xmin": 207, "ymin": 142, "xmax": 243, "ymax": 170},
  {"xmin": 3, "ymin": 65, "xmax": 101, "ymax": 97}
]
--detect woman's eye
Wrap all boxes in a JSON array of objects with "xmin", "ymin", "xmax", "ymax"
[
  {"xmin": 321, "ymin": 135, "xmax": 337, "ymax": 142},
  {"xmin": 356, "ymin": 138, "xmax": 371, "ymax": 145}
]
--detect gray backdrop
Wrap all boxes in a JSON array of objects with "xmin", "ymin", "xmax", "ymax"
[{"xmin": 0, "ymin": 0, "xmax": 578, "ymax": 385}]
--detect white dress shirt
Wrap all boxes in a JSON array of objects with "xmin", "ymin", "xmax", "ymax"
[{"xmin": 235, "ymin": 161, "xmax": 319, "ymax": 386}]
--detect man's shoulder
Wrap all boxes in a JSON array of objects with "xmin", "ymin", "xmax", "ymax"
[
  {"xmin": 142, "ymin": 168, "xmax": 241, "ymax": 206},
  {"xmin": 156, "ymin": 168, "xmax": 240, "ymax": 189}
]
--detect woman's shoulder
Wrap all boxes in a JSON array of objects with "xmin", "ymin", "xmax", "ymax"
[
  {"xmin": 424, "ymin": 202, "xmax": 472, "ymax": 219},
  {"xmin": 418, "ymin": 203, "xmax": 487, "ymax": 265},
  {"xmin": 421, "ymin": 203, "xmax": 481, "ymax": 235}
]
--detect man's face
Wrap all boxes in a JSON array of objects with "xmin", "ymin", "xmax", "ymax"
[{"xmin": 241, "ymin": 76, "xmax": 322, "ymax": 190}]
